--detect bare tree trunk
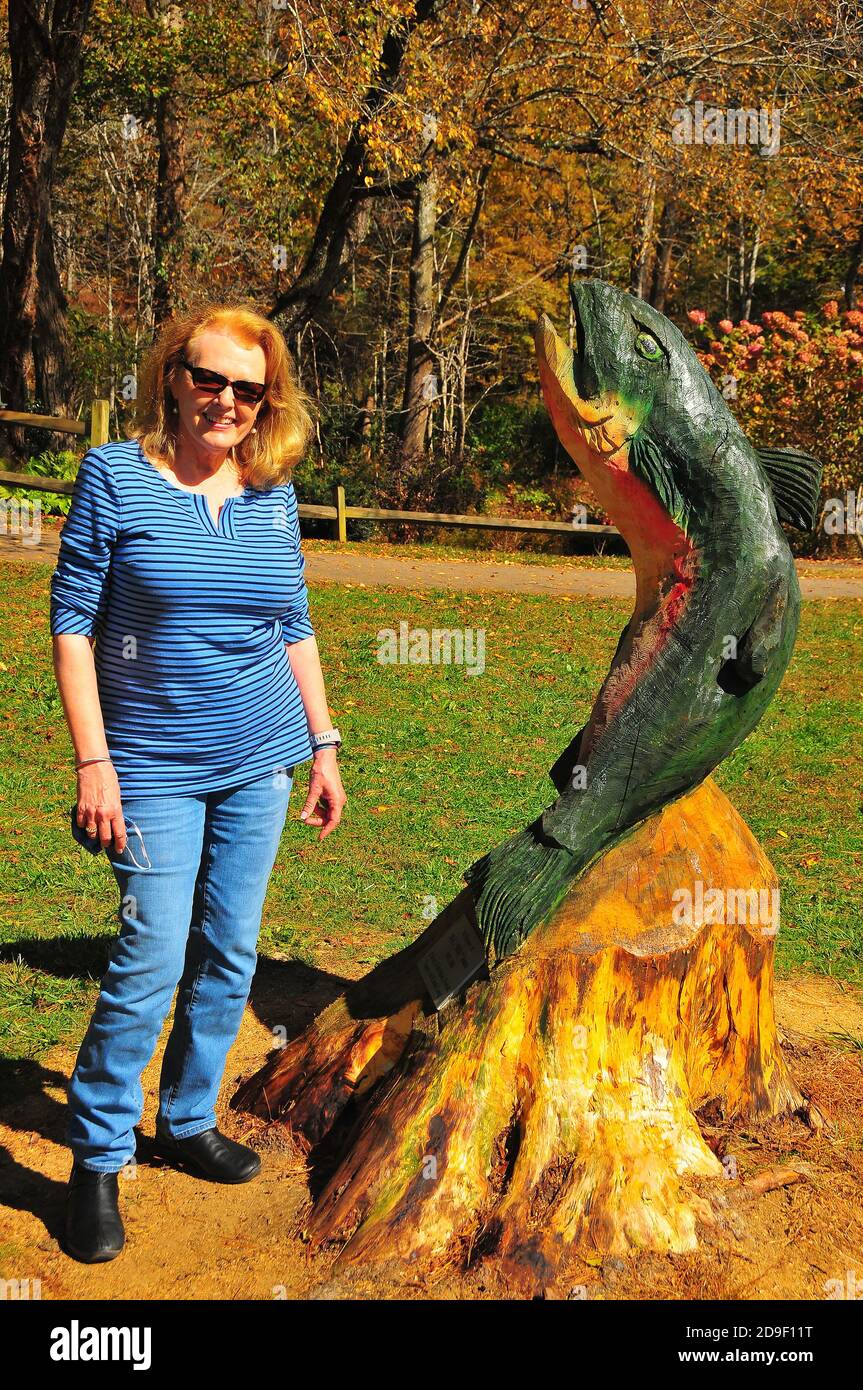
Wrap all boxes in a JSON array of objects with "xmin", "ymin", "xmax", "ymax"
[
  {"xmin": 0, "ymin": 0, "xmax": 93, "ymax": 458},
  {"xmin": 649, "ymin": 197, "xmax": 680, "ymax": 313},
  {"xmin": 148, "ymin": 1, "xmax": 187, "ymax": 326},
  {"xmin": 91, "ymin": 114, "xmax": 156, "ymax": 339},
  {"xmin": 152, "ymin": 87, "xmax": 186, "ymax": 325},
  {"xmin": 399, "ymin": 163, "xmax": 438, "ymax": 467},
  {"xmin": 437, "ymin": 162, "xmax": 490, "ymax": 319},
  {"xmin": 357, "ymin": 389, "xmax": 376, "ymax": 461},
  {"xmin": 35, "ymin": 211, "xmax": 78, "ymax": 450},
  {"xmin": 453, "ymin": 302, "xmax": 471, "ymax": 464},
  {"xmin": 843, "ymin": 222, "xmax": 863, "ymax": 309},
  {"xmin": 106, "ymin": 196, "xmax": 117, "ymax": 428},
  {"xmin": 269, "ymin": 0, "xmax": 439, "ymax": 339},
  {"xmin": 629, "ymin": 160, "xmax": 656, "ymax": 300},
  {"xmin": 742, "ymin": 224, "xmax": 760, "ymax": 321},
  {"xmin": 586, "ymin": 165, "xmax": 604, "ymax": 275},
  {"xmin": 736, "ymin": 219, "xmax": 761, "ymax": 321},
  {"xmin": 376, "ymin": 249, "xmax": 396, "ymax": 471}
]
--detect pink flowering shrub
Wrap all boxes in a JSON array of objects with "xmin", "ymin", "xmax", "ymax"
[{"xmin": 686, "ymin": 303, "xmax": 863, "ymax": 512}]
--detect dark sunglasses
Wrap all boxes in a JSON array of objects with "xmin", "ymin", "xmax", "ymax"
[{"xmin": 177, "ymin": 357, "xmax": 267, "ymax": 406}]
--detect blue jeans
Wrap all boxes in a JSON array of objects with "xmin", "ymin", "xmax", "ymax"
[{"xmin": 66, "ymin": 770, "xmax": 293, "ymax": 1172}]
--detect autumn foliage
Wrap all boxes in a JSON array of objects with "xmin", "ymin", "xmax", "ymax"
[{"xmin": 1, "ymin": 1, "xmax": 861, "ymax": 550}]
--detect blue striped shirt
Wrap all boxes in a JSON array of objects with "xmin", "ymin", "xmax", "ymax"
[{"xmin": 50, "ymin": 437, "xmax": 315, "ymax": 796}]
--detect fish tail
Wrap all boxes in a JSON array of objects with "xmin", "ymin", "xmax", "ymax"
[{"xmin": 464, "ymin": 821, "xmax": 580, "ymax": 960}]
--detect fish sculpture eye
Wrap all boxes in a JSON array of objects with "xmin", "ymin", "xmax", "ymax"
[{"xmin": 634, "ymin": 328, "xmax": 664, "ymax": 361}]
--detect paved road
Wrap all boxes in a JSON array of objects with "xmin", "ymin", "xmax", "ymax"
[{"xmin": 2, "ymin": 530, "xmax": 861, "ymax": 599}]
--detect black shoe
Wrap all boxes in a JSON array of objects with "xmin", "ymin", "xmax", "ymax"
[
  {"xmin": 153, "ymin": 1125, "xmax": 261, "ymax": 1184},
  {"xmin": 64, "ymin": 1163, "xmax": 125, "ymax": 1264}
]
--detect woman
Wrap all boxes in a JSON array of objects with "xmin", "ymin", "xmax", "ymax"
[{"xmin": 50, "ymin": 301, "xmax": 346, "ymax": 1264}]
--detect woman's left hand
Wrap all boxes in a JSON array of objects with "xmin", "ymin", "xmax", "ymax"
[{"xmin": 299, "ymin": 747, "xmax": 347, "ymax": 841}]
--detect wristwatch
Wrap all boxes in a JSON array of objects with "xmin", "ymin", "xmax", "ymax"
[{"xmin": 310, "ymin": 728, "xmax": 342, "ymax": 751}]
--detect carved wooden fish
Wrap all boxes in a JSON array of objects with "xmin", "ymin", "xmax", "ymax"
[{"xmin": 464, "ymin": 279, "xmax": 822, "ymax": 961}]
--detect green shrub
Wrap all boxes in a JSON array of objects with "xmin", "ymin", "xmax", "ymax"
[{"xmin": 0, "ymin": 449, "xmax": 80, "ymax": 517}]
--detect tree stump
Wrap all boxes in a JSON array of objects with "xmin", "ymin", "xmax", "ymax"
[{"xmin": 232, "ymin": 777, "xmax": 802, "ymax": 1293}]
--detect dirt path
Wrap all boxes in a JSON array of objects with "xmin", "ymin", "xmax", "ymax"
[
  {"xmin": 302, "ymin": 552, "xmax": 863, "ymax": 599},
  {"xmin": 1, "ymin": 966, "xmax": 861, "ymax": 1301},
  {"xmin": 2, "ymin": 529, "xmax": 861, "ymax": 598}
]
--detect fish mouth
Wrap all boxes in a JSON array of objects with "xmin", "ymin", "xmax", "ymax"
[
  {"xmin": 534, "ymin": 312, "xmax": 636, "ymax": 462},
  {"xmin": 534, "ymin": 303, "xmax": 695, "ymax": 597}
]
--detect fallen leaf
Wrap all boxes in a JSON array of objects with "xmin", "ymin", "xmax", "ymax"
[{"xmin": 743, "ymin": 1167, "xmax": 806, "ymax": 1196}]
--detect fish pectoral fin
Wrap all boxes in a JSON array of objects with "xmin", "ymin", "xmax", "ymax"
[
  {"xmin": 548, "ymin": 724, "xmax": 589, "ymax": 793},
  {"xmin": 717, "ymin": 576, "xmax": 788, "ymax": 696},
  {"xmin": 629, "ymin": 431, "xmax": 690, "ymax": 530},
  {"xmin": 756, "ymin": 445, "xmax": 823, "ymax": 531}
]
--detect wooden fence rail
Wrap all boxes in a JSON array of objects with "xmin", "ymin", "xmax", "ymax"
[{"xmin": 0, "ymin": 401, "xmax": 620, "ymax": 543}]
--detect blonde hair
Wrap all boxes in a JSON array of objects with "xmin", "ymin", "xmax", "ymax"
[{"xmin": 128, "ymin": 299, "xmax": 316, "ymax": 490}]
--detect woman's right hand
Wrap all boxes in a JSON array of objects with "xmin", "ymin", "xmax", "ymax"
[{"xmin": 76, "ymin": 761, "xmax": 127, "ymax": 853}]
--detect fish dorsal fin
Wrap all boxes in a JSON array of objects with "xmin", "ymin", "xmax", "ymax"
[{"xmin": 756, "ymin": 446, "xmax": 823, "ymax": 531}]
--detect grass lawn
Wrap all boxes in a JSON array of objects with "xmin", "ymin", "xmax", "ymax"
[{"xmin": 1, "ymin": 561, "xmax": 860, "ymax": 1061}]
